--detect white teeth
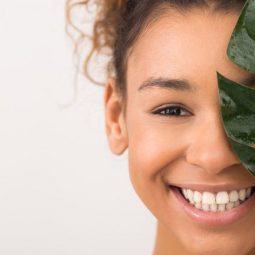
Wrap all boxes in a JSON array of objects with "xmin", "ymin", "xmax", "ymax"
[
  {"xmin": 216, "ymin": 191, "xmax": 229, "ymax": 204},
  {"xmin": 202, "ymin": 192, "xmax": 215, "ymax": 204},
  {"xmin": 187, "ymin": 189, "xmax": 195, "ymax": 204},
  {"xmin": 246, "ymin": 187, "xmax": 252, "ymax": 198},
  {"xmin": 229, "ymin": 190, "xmax": 239, "ymax": 202},
  {"xmin": 183, "ymin": 189, "xmax": 188, "ymax": 199},
  {"xmin": 180, "ymin": 186, "xmax": 254, "ymax": 212},
  {"xmin": 226, "ymin": 202, "xmax": 234, "ymax": 210},
  {"xmin": 239, "ymin": 189, "xmax": 246, "ymax": 201},
  {"xmin": 218, "ymin": 204, "xmax": 226, "ymax": 212},
  {"xmin": 202, "ymin": 203, "xmax": 210, "ymax": 211},
  {"xmin": 195, "ymin": 202, "xmax": 202, "ymax": 209},
  {"xmin": 193, "ymin": 191, "xmax": 202, "ymax": 203},
  {"xmin": 234, "ymin": 200, "xmax": 240, "ymax": 207},
  {"xmin": 210, "ymin": 203, "xmax": 217, "ymax": 212}
]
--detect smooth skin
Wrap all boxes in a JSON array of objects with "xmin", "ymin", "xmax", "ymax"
[{"xmin": 104, "ymin": 7, "xmax": 255, "ymax": 255}]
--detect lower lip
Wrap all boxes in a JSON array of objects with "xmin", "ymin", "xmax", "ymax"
[{"xmin": 169, "ymin": 185, "xmax": 255, "ymax": 227}]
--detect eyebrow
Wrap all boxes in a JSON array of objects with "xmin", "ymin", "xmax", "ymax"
[
  {"xmin": 137, "ymin": 74, "xmax": 255, "ymax": 93},
  {"xmin": 138, "ymin": 77, "xmax": 196, "ymax": 92}
]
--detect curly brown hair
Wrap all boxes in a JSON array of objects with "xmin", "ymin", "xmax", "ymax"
[{"xmin": 65, "ymin": 0, "xmax": 245, "ymax": 101}]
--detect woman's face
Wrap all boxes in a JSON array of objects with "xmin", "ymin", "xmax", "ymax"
[{"xmin": 105, "ymin": 7, "xmax": 255, "ymax": 255}]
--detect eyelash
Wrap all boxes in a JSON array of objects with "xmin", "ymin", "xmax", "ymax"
[{"xmin": 152, "ymin": 105, "xmax": 191, "ymax": 117}]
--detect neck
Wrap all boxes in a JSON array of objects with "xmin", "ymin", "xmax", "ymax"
[{"xmin": 152, "ymin": 221, "xmax": 188, "ymax": 255}]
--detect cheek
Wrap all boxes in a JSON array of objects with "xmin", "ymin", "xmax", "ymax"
[{"xmin": 126, "ymin": 113, "xmax": 190, "ymax": 202}]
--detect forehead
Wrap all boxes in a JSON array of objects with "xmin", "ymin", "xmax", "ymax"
[{"xmin": 126, "ymin": 8, "xmax": 251, "ymax": 95}]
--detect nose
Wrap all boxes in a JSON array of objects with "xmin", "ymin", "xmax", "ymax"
[{"xmin": 185, "ymin": 114, "xmax": 240, "ymax": 175}]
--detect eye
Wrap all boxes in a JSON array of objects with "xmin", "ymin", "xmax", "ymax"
[{"xmin": 152, "ymin": 105, "xmax": 191, "ymax": 117}]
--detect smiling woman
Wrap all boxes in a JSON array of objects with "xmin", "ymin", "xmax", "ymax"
[{"xmin": 66, "ymin": 0, "xmax": 255, "ymax": 254}]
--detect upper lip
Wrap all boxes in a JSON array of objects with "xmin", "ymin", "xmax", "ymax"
[{"xmin": 168, "ymin": 183, "xmax": 255, "ymax": 193}]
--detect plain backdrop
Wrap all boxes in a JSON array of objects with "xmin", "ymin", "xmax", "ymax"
[{"xmin": 0, "ymin": 0, "xmax": 156, "ymax": 254}]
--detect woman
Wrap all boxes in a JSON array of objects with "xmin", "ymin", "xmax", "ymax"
[{"xmin": 66, "ymin": 1, "xmax": 255, "ymax": 254}]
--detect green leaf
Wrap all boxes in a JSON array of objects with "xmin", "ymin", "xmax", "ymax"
[
  {"xmin": 217, "ymin": 0, "xmax": 255, "ymax": 177},
  {"xmin": 245, "ymin": 0, "xmax": 255, "ymax": 40},
  {"xmin": 228, "ymin": 138, "xmax": 255, "ymax": 176},
  {"xmin": 227, "ymin": 0, "xmax": 255, "ymax": 73},
  {"xmin": 217, "ymin": 72, "xmax": 255, "ymax": 147}
]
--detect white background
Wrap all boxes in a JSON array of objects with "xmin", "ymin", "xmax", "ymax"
[{"xmin": 0, "ymin": 1, "xmax": 156, "ymax": 254}]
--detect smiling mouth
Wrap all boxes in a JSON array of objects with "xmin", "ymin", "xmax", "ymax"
[{"xmin": 168, "ymin": 184, "xmax": 255, "ymax": 212}]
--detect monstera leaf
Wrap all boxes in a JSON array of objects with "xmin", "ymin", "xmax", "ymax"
[
  {"xmin": 227, "ymin": 0, "xmax": 255, "ymax": 73},
  {"xmin": 217, "ymin": 0, "xmax": 255, "ymax": 176}
]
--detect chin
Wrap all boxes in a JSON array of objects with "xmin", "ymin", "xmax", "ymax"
[{"xmin": 177, "ymin": 228, "xmax": 255, "ymax": 255}]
